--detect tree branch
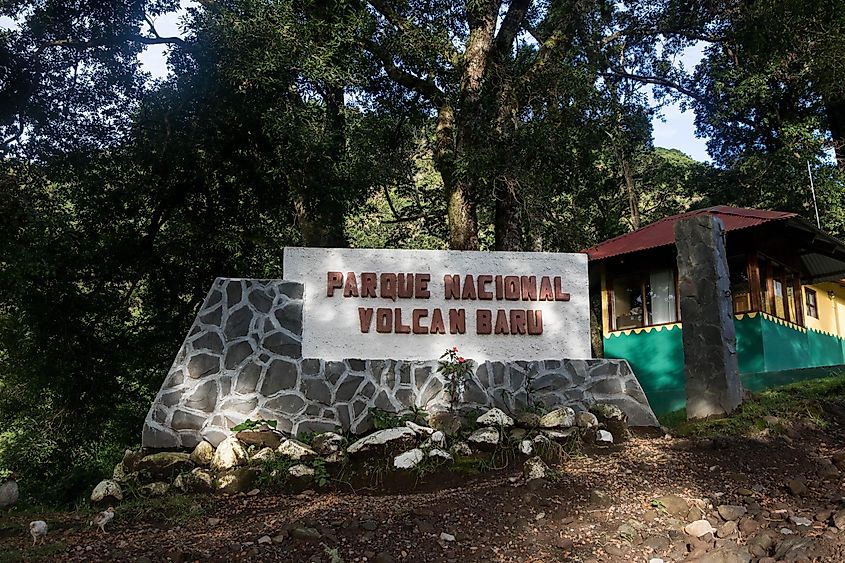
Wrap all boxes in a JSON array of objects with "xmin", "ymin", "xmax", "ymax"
[
  {"xmin": 603, "ymin": 69, "xmax": 704, "ymax": 102},
  {"xmin": 362, "ymin": 38, "xmax": 445, "ymax": 105},
  {"xmin": 495, "ymin": 0, "xmax": 532, "ymax": 55},
  {"xmin": 38, "ymin": 34, "xmax": 189, "ymax": 53}
]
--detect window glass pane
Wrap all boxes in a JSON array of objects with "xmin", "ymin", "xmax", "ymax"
[
  {"xmin": 729, "ymin": 256, "xmax": 751, "ymax": 313},
  {"xmin": 785, "ymin": 273, "xmax": 797, "ymax": 322},
  {"xmin": 647, "ymin": 269, "xmax": 676, "ymax": 324},
  {"xmin": 759, "ymin": 259, "xmax": 771, "ymax": 314},
  {"xmin": 806, "ymin": 289, "xmax": 818, "ymax": 318},
  {"xmin": 772, "ymin": 265, "xmax": 785, "ymax": 319},
  {"xmin": 612, "ymin": 275, "xmax": 644, "ymax": 330}
]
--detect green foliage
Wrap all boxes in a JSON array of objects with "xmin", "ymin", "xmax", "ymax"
[
  {"xmin": 660, "ymin": 374, "xmax": 845, "ymax": 437},
  {"xmin": 231, "ymin": 419, "xmax": 277, "ymax": 433},
  {"xmin": 368, "ymin": 407, "xmax": 428, "ymax": 430},
  {"xmin": 311, "ymin": 458, "xmax": 331, "ymax": 488},
  {"xmin": 0, "ymin": 542, "xmax": 68, "ymax": 563},
  {"xmin": 437, "ymin": 348, "xmax": 474, "ymax": 412}
]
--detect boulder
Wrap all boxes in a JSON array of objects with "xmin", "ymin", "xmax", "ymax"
[
  {"xmin": 467, "ymin": 427, "xmax": 500, "ymax": 448},
  {"xmin": 347, "ymin": 427, "xmax": 417, "ymax": 456},
  {"xmin": 120, "ymin": 449, "xmax": 144, "ymax": 473},
  {"xmin": 311, "ymin": 432, "xmax": 344, "ymax": 456},
  {"xmin": 236, "ymin": 430, "xmax": 283, "ymax": 450},
  {"xmin": 523, "ymin": 456, "xmax": 549, "ymax": 481},
  {"xmin": 288, "ymin": 464, "xmax": 315, "ymax": 478},
  {"xmin": 211, "ymin": 437, "xmax": 248, "ymax": 472},
  {"xmin": 575, "ymin": 411, "xmax": 599, "ymax": 428},
  {"xmin": 277, "ymin": 439, "xmax": 317, "ymax": 461},
  {"xmin": 216, "ymin": 467, "xmax": 257, "ymax": 494},
  {"xmin": 136, "ymin": 452, "xmax": 195, "ymax": 479},
  {"xmin": 686, "ymin": 545, "xmax": 751, "ymax": 563},
  {"xmin": 140, "ymin": 482, "xmax": 170, "ymax": 497},
  {"xmin": 786, "ymin": 478, "xmax": 807, "ymax": 496},
  {"xmin": 833, "ymin": 509, "xmax": 845, "ymax": 530},
  {"xmin": 543, "ymin": 428, "xmax": 578, "ymax": 441},
  {"xmin": 190, "ymin": 441, "xmax": 215, "ymax": 466},
  {"xmin": 429, "ymin": 431, "xmax": 446, "ymax": 448},
  {"xmin": 394, "ymin": 448, "xmax": 425, "ymax": 470},
  {"xmin": 428, "ymin": 411, "xmax": 462, "ymax": 436},
  {"xmin": 451, "ymin": 441, "xmax": 473, "ymax": 457},
  {"xmin": 174, "ymin": 468, "xmax": 214, "ymax": 493},
  {"xmin": 91, "ymin": 479, "xmax": 123, "ymax": 503},
  {"xmin": 428, "ymin": 448, "xmax": 452, "ymax": 461},
  {"xmin": 539, "ymin": 407, "xmax": 575, "ymax": 428},
  {"xmin": 590, "ymin": 403, "xmax": 629, "ymax": 442},
  {"xmin": 684, "ymin": 520, "xmax": 716, "ymax": 538},
  {"xmin": 596, "ymin": 430, "xmax": 614, "ymax": 445},
  {"xmin": 405, "ymin": 421, "xmax": 435, "ymax": 436},
  {"xmin": 652, "ymin": 495, "xmax": 689, "ymax": 518},
  {"xmin": 519, "ymin": 440, "xmax": 534, "ymax": 455},
  {"xmin": 717, "ymin": 505, "xmax": 747, "ymax": 522},
  {"xmin": 250, "ymin": 447, "xmax": 276, "ymax": 464},
  {"xmin": 476, "ymin": 408, "xmax": 514, "ymax": 427},
  {"xmin": 516, "ymin": 412, "xmax": 541, "ymax": 427}
]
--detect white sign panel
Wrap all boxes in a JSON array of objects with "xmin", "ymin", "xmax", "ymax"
[{"xmin": 283, "ymin": 248, "xmax": 590, "ymax": 361}]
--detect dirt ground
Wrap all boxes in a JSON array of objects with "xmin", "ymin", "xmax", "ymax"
[{"xmin": 3, "ymin": 425, "xmax": 845, "ymax": 562}]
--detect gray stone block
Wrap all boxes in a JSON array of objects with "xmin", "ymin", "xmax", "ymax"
[
  {"xmin": 187, "ymin": 353, "xmax": 220, "ymax": 379},
  {"xmin": 184, "ymin": 380, "xmax": 217, "ymax": 413},
  {"xmin": 226, "ymin": 281, "xmax": 243, "ymax": 308},
  {"xmin": 224, "ymin": 341, "xmax": 254, "ymax": 370},
  {"xmin": 261, "ymin": 359, "xmax": 298, "ymax": 396},
  {"xmin": 234, "ymin": 362, "xmax": 261, "ymax": 394},
  {"xmin": 264, "ymin": 394, "xmax": 305, "ymax": 415},
  {"xmin": 304, "ymin": 378, "xmax": 332, "ymax": 404},
  {"xmin": 225, "ymin": 306, "xmax": 253, "ymax": 340},
  {"xmin": 193, "ymin": 327, "xmax": 223, "ymax": 354},
  {"xmin": 172, "ymin": 409, "xmax": 206, "ymax": 430},
  {"xmin": 262, "ymin": 331, "xmax": 301, "ymax": 358},
  {"xmin": 248, "ymin": 287, "xmax": 273, "ymax": 313}
]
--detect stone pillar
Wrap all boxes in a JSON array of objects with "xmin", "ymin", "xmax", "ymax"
[{"xmin": 674, "ymin": 215, "xmax": 743, "ymax": 419}]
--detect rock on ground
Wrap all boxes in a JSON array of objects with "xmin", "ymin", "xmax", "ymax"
[
  {"xmin": 91, "ymin": 480, "xmax": 123, "ymax": 503},
  {"xmin": 211, "ymin": 437, "xmax": 248, "ymax": 471},
  {"xmin": 347, "ymin": 427, "xmax": 417, "ymax": 455},
  {"xmin": 476, "ymin": 408, "xmax": 514, "ymax": 427}
]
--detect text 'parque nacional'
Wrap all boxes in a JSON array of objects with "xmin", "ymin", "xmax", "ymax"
[{"xmin": 326, "ymin": 271, "xmax": 571, "ymax": 336}]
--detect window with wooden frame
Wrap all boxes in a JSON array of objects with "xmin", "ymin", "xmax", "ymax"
[
  {"xmin": 756, "ymin": 255, "xmax": 804, "ymax": 326},
  {"xmin": 728, "ymin": 255, "xmax": 753, "ymax": 313},
  {"xmin": 805, "ymin": 288, "xmax": 819, "ymax": 319},
  {"xmin": 608, "ymin": 268, "xmax": 679, "ymax": 331}
]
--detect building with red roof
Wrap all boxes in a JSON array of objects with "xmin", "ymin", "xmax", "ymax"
[{"xmin": 584, "ymin": 206, "xmax": 845, "ymax": 414}]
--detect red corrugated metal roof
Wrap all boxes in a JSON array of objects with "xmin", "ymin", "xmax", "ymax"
[{"xmin": 583, "ymin": 206, "xmax": 796, "ymax": 261}]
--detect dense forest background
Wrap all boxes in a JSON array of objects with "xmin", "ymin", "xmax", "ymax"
[{"xmin": 2, "ymin": 0, "xmax": 845, "ymax": 505}]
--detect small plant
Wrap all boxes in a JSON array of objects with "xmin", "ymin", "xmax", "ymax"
[
  {"xmin": 297, "ymin": 431, "xmax": 317, "ymax": 445},
  {"xmin": 369, "ymin": 407, "xmax": 404, "ymax": 430},
  {"xmin": 311, "ymin": 457, "xmax": 331, "ymax": 488},
  {"xmin": 322, "ymin": 544, "xmax": 344, "ymax": 563},
  {"xmin": 231, "ymin": 418, "xmax": 277, "ymax": 432},
  {"xmin": 438, "ymin": 347, "xmax": 474, "ymax": 412}
]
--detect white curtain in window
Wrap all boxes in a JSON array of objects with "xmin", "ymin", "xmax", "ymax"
[{"xmin": 650, "ymin": 269, "xmax": 676, "ymax": 324}]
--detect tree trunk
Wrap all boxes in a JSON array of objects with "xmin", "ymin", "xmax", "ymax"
[
  {"xmin": 494, "ymin": 177, "xmax": 522, "ymax": 250},
  {"xmin": 434, "ymin": 106, "xmax": 481, "ymax": 250}
]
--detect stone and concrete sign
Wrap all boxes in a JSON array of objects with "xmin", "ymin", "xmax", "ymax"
[
  {"xmin": 142, "ymin": 249, "xmax": 657, "ymax": 449},
  {"xmin": 283, "ymin": 248, "xmax": 590, "ymax": 361}
]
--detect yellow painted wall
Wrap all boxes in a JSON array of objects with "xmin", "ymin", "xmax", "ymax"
[{"xmin": 804, "ymin": 282, "xmax": 845, "ymax": 338}]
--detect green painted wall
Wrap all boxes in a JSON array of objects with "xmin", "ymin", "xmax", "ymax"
[
  {"xmin": 604, "ymin": 314, "xmax": 845, "ymax": 415},
  {"xmin": 604, "ymin": 326, "xmax": 686, "ymax": 415}
]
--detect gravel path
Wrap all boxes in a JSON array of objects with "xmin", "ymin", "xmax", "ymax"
[{"xmin": 3, "ymin": 425, "xmax": 845, "ymax": 562}]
